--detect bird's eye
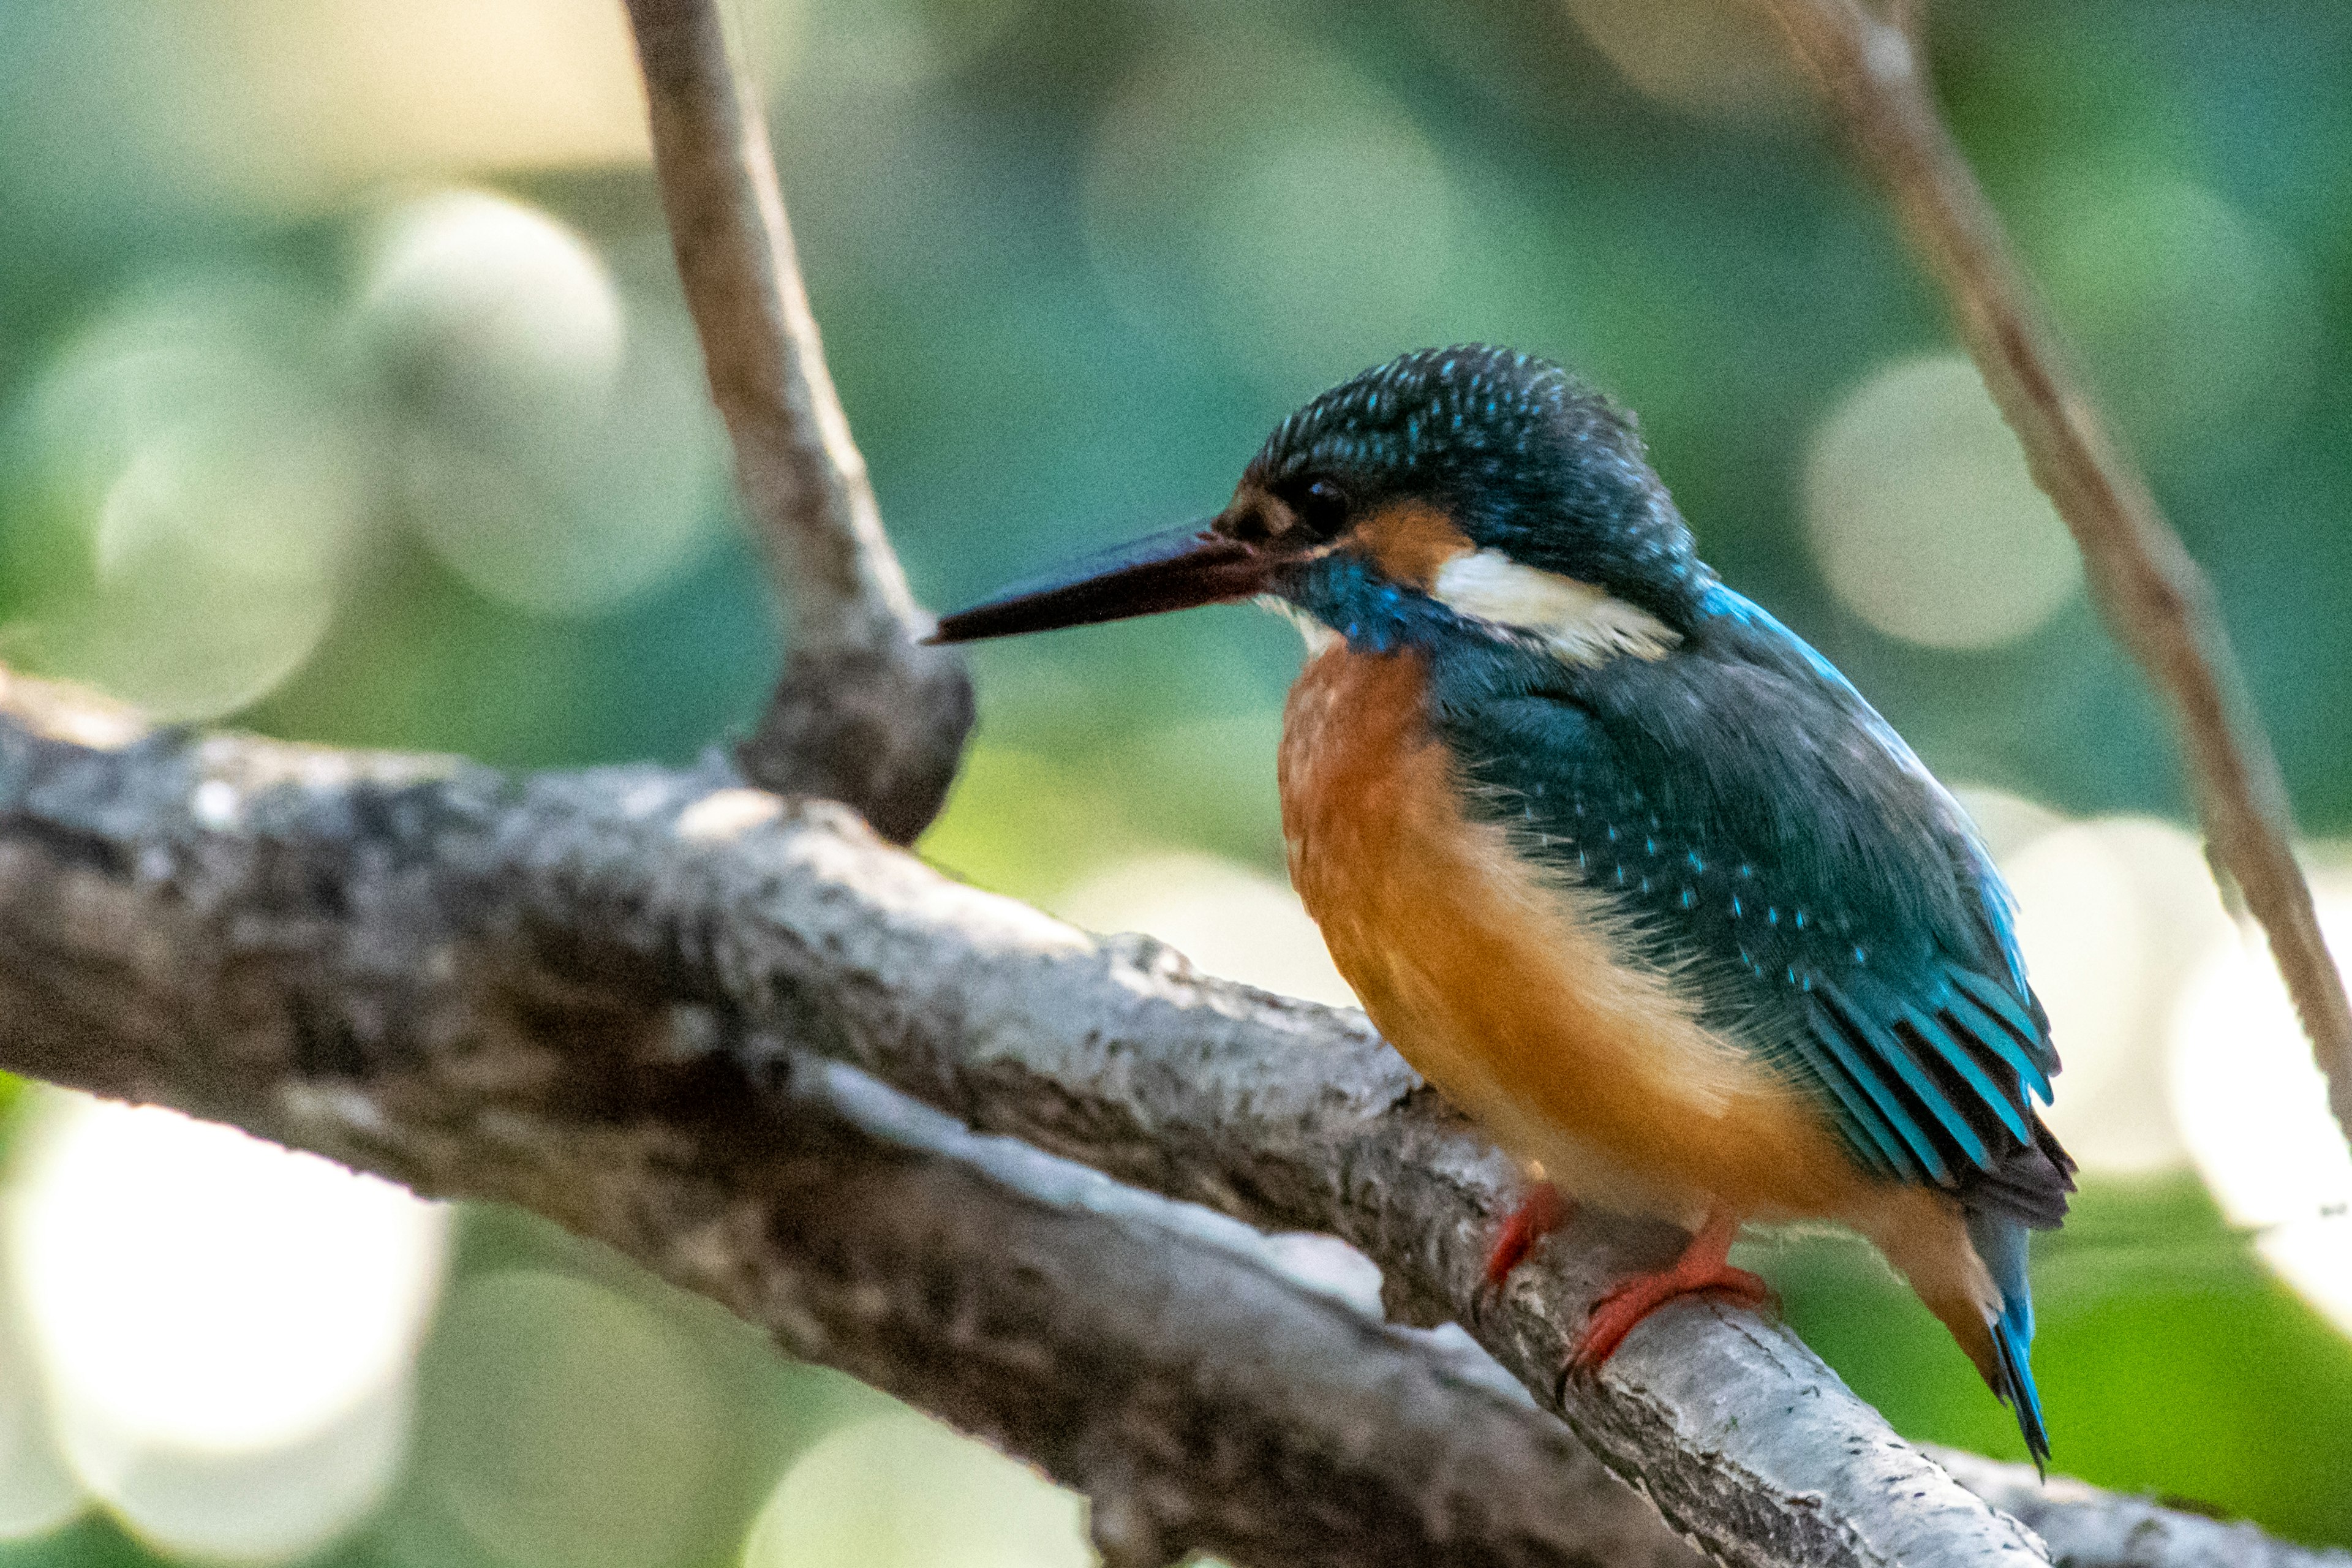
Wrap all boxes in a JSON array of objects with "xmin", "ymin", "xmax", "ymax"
[{"xmin": 1291, "ymin": 478, "xmax": 1350, "ymax": 538}]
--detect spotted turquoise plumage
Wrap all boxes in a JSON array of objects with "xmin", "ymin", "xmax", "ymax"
[
  {"xmin": 937, "ymin": 342, "xmax": 2079, "ymax": 1468},
  {"xmin": 1264, "ymin": 349, "xmax": 2073, "ymax": 1463}
]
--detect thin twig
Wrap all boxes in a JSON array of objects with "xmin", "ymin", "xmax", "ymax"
[
  {"xmin": 1755, "ymin": 0, "xmax": 2352, "ymax": 1144},
  {"xmin": 1885, "ymin": 0, "xmax": 1924, "ymax": 50},
  {"xmin": 622, "ymin": 0, "xmax": 972, "ymax": 843}
]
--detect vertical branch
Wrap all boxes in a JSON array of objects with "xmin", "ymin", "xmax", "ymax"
[
  {"xmin": 1756, "ymin": 0, "xmax": 2352, "ymax": 1145},
  {"xmin": 623, "ymin": 0, "xmax": 974, "ymax": 845}
]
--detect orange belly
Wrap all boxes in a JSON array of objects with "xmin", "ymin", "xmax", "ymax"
[{"xmin": 1278, "ymin": 643, "xmax": 1879, "ymax": 1227}]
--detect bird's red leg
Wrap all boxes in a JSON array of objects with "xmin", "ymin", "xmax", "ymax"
[
  {"xmin": 1569, "ymin": 1207, "xmax": 1766, "ymax": 1373},
  {"xmin": 1482, "ymin": 1179, "xmax": 1570, "ymax": 1289}
]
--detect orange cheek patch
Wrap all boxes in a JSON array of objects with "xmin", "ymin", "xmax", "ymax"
[{"xmin": 1355, "ymin": 502, "xmax": 1473, "ymax": 590}]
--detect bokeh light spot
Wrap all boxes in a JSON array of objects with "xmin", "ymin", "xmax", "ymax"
[
  {"xmin": 355, "ymin": 189, "xmax": 724, "ymax": 617},
  {"xmin": 2169, "ymin": 891, "xmax": 2352, "ymax": 1333},
  {"xmin": 1951, "ymin": 785, "xmax": 2065, "ymax": 861},
  {"xmin": 7, "ymin": 1094, "xmax": 448, "ymax": 1560},
  {"xmin": 744, "ymin": 1411, "xmax": 1089, "ymax": 1568},
  {"xmin": 4, "ymin": 277, "xmax": 361, "ymax": 718},
  {"xmin": 0, "ymin": 1292, "xmax": 81, "ymax": 1542},
  {"xmin": 417, "ymin": 1269, "xmax": 729, "ymax": 1568},
  {"xmin": 2002, "ymin": 816, "xmax": 2228, "ymax": 1174},
  {"xmin": 2026, "ymin": 170, "xmax": 2318, "ymax": 473},
  {"xmin": 1051, "ymin": 851, "xmax": 1359, "ymax": 1008},
  {"xmin": 360, "ymin": 189, "xmax": 626, "ymax": 425},
  {"xmin": 1804, "ymin": 353, "xmax": 2081, "ymax": 650}
]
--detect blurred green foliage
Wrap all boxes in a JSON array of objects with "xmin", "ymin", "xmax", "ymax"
[
  {"xmin": 1769, "ymin": 1179, "xmax": 2352, "ymax": 1545},
  {"xmin": 2, "ymin": 0, "xmax": 2351, "ymax": 1561}
]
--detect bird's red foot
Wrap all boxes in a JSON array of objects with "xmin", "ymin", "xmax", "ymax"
[
  {"xmin": 1482, "ymin": 1180, "xmax": 1570, "ymax": 1291},
  {"xmin": 1566, "ymin": 1209, "xmax": 1766, "ymax": 1376}
]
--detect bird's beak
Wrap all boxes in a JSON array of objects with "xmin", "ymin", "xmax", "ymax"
[{"xmin": 928, "ymin": 520, "xmax": 1274, "ymax": 643}]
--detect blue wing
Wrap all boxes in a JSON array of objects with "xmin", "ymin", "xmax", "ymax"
[{"xmin": 1427, "ymin": 584, "xmax": 2068, "ymax": 1205}]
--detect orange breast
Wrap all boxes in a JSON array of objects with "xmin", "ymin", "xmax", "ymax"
[{"xmin": 1278, "ymin": 643, "xmax": 1878, "ymax": 1227}]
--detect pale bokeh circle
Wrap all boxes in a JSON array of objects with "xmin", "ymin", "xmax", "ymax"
[
  {"xmin": 1950, "ymin": 785, "xmax": 2065, "ymax": 861},
  {"xmin": 1052, "ymin": 851, "xmax": 1359, "ymax": 1008},
  {"xmin": 2168, "ymin": 891, "xmax": 2352, "ymax": 1333},
  {"xmin": 744, "ymin": 1412, "xmax": 1089, "ymax": 1568},
  {"xmin": 7, "ymin": 277, "xmax": 361, "ymax": 718},
  {"xmin": 56, "ymin": 1390, "xmax": 412, "ymax": 1565},
  {"xmin": 6, "ymin": 1094, "xmax": 448, "ymax": 1559},
  {"xmin": 2000, "ymin": 817, "xmax": 2229, "ymax": 1174},
  {"xmin": 355, "ymin": 189, "xmax": 721, "ymax": 618},
  {"xmin": 1805, "ymin": 353, "xmax": 2082, "ymax": 650},
  {"xmin": 360, "ymin": 189, "xmax": 625, "ymax": 428},
  {"xmin": 2026, "ymin": 171, "xmax": 2318, "ymax": 472},
  {"xmin": 417, "ymin": 1269, "xmax": 729, "ymax": 1568},
  {"xmin": 0, "ymin": 1295, "xmax": 81, "ymax": 1541}
]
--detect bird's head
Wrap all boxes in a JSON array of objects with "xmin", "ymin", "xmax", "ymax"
[{"xmin": 933, "ymin": 345, "xmax": 1708, "ymax": 657}]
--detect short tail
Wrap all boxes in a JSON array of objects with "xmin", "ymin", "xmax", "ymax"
[{"xmin": 1967, "ymin": 1208, "xmax": 2051, "ymax": 1474}]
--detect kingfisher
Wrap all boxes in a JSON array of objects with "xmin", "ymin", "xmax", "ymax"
[{"xmin": 932, "ymin": 345, "xmax": 2074, "ymax": 1467}]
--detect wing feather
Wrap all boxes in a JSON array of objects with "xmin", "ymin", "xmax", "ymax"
[
  {"xmin": 1430, "ymin": 582, "xmax": 2069, "ymax": 1208},
  {"xmin": 1947, "ymin": 970, "xmax": 2057, "ymax": 1101},
  {"xmin": 1820, "ymin": 978, "xmax": 1988, "ymax": 1172},
  {"xmin": 1905, "ymin": 1002, "xmax": 2033, "ymax": 1145}
]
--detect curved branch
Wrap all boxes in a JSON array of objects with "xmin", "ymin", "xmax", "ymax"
[
  {"xmin": 622, "ymin": 0, "xmax": 972, "ymax": 843},
  {"xmin": 507, "ymin": 786, "xmax": 2045, "ymax": 1568},
  {"xmin": 0, "ymin": 676, "xmax": 2030, "ymax": 1568},
  {"xmin": 0, "ymin": 682, "xmax": 1686, "ymax": 1568},
  {"xmin": 0, "ymin": 676, "xmax": 2340, "ymax": 1566},
  {"xmin": 1754, "ymin": 0, "xmax": 2352, "ymax": 1144},
  {"xmin": 1932, "ymin": 1450, "xmax": 2352, "ymax": 1568},
  {"xmin": 718, "ymin": 1059, "xmax": 1706, "ymax": 1568}
]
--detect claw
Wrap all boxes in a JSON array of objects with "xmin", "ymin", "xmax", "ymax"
[
  {"xmin": 1564, "ymin": 1208, "xmax": 1766, "ymax": 1379},
  {"xmin": 1482, "ymin": 1180, "xmax": 1569, "ymax": 1292}
]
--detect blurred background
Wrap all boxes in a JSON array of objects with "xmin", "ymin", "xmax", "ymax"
[{"xmin": 1, "ymin": 0, "xmax": 2349, "ymax": 1561}]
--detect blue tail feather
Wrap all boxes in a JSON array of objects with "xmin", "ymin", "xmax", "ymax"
[
  {"xmin": 1966, "ymin": 1208, "xmax": 2051, "ymax": 1474},
  {"xmin": 1990, "ymin": 1307, "xmax": 2049, "ymax": 1475}
]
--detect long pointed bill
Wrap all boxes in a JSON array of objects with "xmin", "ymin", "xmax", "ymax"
[{"xmin": 929, "ymin": 521, "xmax": 1271, "ymax": 643}]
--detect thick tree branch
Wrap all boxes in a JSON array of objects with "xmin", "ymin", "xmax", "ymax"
[
  {"xmin": 0, "ymin": 681, "xmax": 1684, "ymax": 1568},
  {"xmin": 341, "ymin": 1043, "xmax": 1708, "ymax": 1568},
  {"xmin": 622, "ymin": 0, "xmax": 973, "ymax": 843},
  {"xmin": 670, "ymin": 1059, "xmax": 1709, "ymax": 1568},
  {"xmin": 1754, "ymin": 0, "xmax": 2352, "ymax": 1144},
  {"xmin": 1931, "ymin": 1450, "xmax": 2352, "ymax": 1568},
  {"xmin": 0, "ymin": 677, "xmax": 2049, "ymax": 1568},
  {"xmin": 0, "ymin": 677, "xmax": 2342, "ymax": 1566}
]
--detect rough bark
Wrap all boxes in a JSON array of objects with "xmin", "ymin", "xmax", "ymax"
[
  {"xmin": 0, "ymin": 0, "xmax": 2326, "ymax": 1561},
  {"xmin": 1932, "ymin": 1449, "xmax": 2352, "ymax": 1568},
  {"xmin": 0, "ymin": 675, "xmax": 2206, "ymax": 1568}
]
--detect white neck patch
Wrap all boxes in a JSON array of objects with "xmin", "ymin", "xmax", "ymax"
[
  {"xmin": 1430, "ymin": 550, "xmax": 1681, "ymax": 664},
  {"xmin": 1257, "ymin": 594, "xmax": 1340, "ymax": 657}
]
